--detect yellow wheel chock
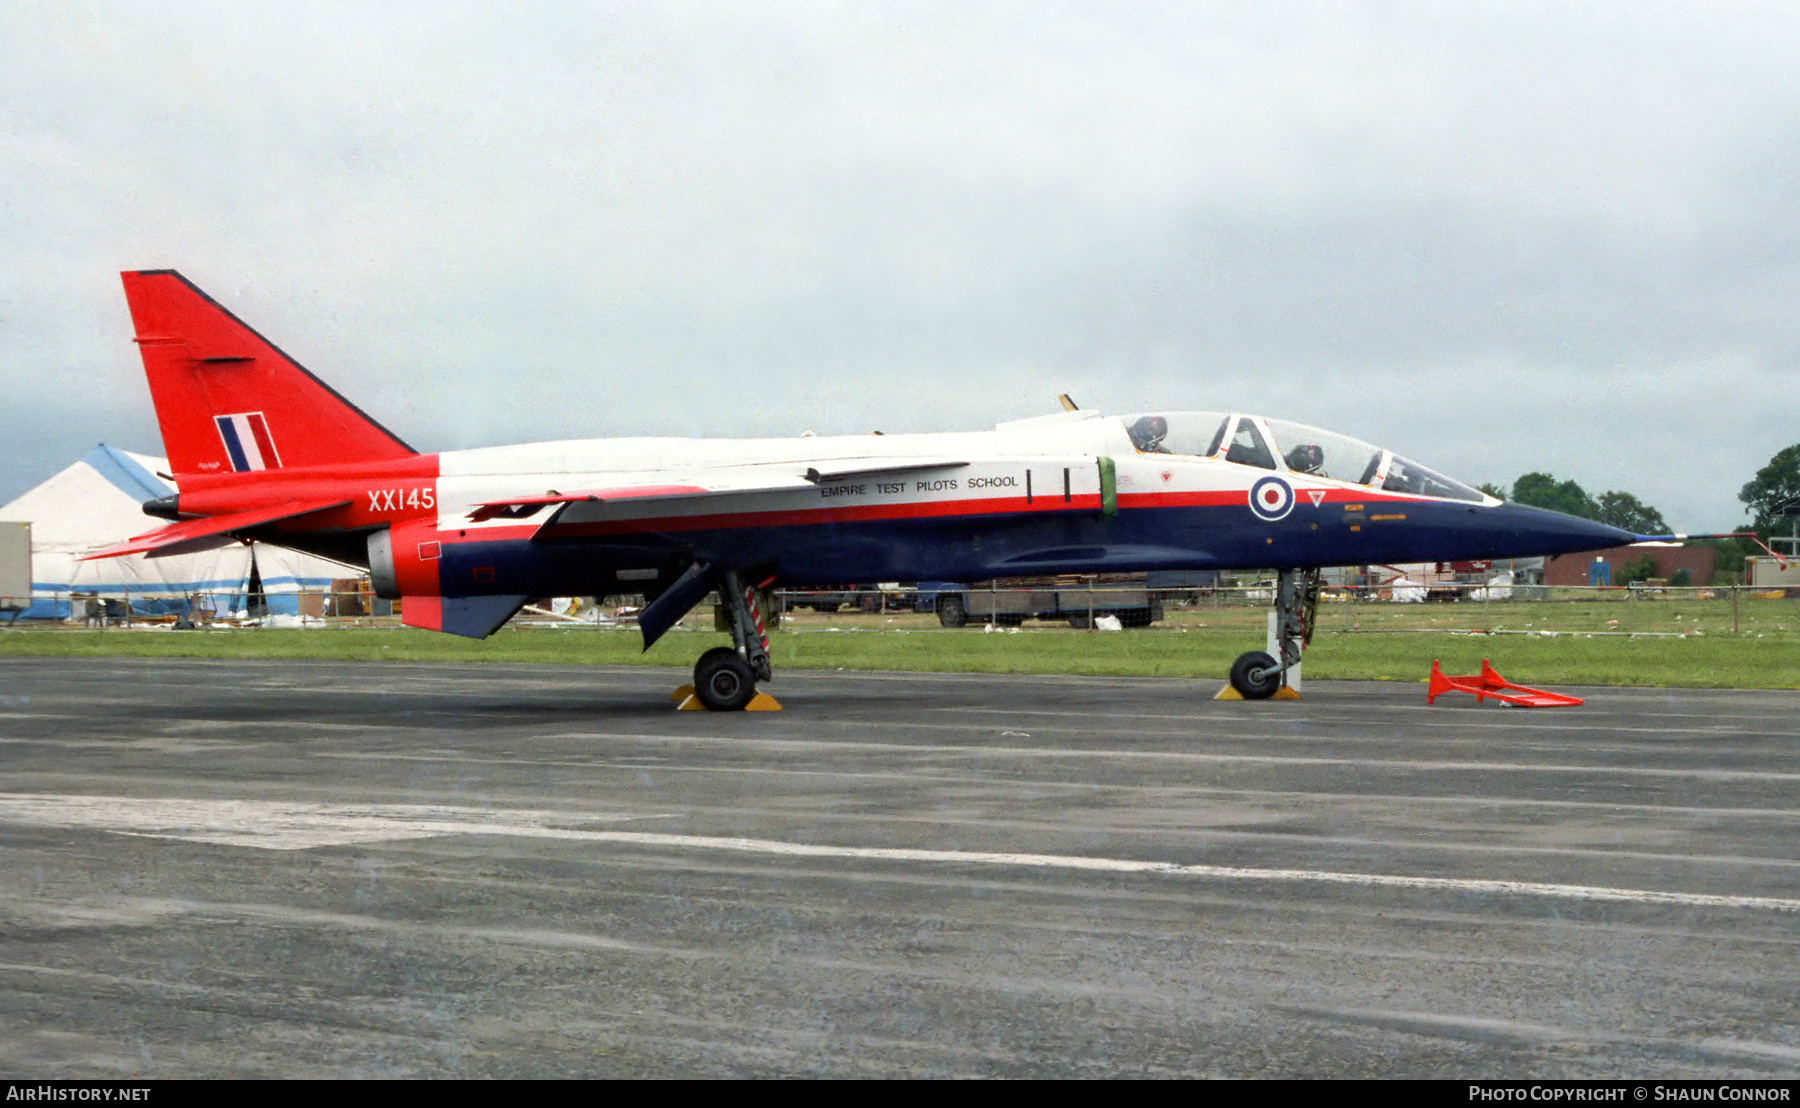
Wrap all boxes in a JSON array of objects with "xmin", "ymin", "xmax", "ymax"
[{"xmin": 672, "ymin": 686, "xmax": 783, "ymax": 711}]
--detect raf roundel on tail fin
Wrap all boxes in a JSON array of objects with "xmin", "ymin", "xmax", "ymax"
[{"xmin": 120, "ymin": 270, "xmax": 415, "ymax": 476}]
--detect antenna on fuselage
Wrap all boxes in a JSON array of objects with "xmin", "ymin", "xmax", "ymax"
[{"xmin": 1056, "ymin": 394, "xmax": 1079, "ymax": 411}]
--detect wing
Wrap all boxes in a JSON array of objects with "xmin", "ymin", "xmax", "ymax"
[
  {"xmin": 467, "ymin": 459, "xmax": 970, "ymax": 533},
  {"xmin": 81, "ymin": 498, "xmax": 351, "ymax": 560},
  {"xmin": 465, "ymin": 478, "xmax": 815, "ymax": 526},
  {"xmin": 802, "ymin": 458, "xmax": 969, "ymax": 483}
]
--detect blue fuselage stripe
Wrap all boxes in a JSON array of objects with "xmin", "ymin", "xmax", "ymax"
[{"xmin": 429, "ymin": 500, "xmax": 1633, "ymax": 598}]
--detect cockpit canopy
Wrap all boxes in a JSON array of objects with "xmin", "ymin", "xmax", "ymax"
[{"xmin": 1120, "ymin": 411, "xmax": 1487, "ymax": 503}]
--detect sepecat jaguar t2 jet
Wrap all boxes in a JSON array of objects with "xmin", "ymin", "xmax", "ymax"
[{"xmin": 90, "ymin": 270, "xmax": 1639, "ymax": 708}]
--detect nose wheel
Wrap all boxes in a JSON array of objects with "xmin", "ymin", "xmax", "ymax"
[
  {"xmin": 1227, "ymin": 568, "xmax": 1319, "ymax": 700},
  {"xmin": 1228, "ymin": 650, "xmax": 1282, "ymax": 699}
]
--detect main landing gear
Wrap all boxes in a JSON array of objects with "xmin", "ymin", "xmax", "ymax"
[
  {"xmin": 1227, "ymin": 568, "xmax": 1320, "ymax": 700},
  {"xmin": 684, "ymin": 569, "xmax": 781, "ymax": 712}
]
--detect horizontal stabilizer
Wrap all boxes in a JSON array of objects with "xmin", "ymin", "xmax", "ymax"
[{"xmin": 81, "ymin": 498, "xmax": 350, "ymax": 560}]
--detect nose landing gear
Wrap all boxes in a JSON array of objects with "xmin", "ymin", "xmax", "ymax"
[{"xmin": 1226, "ymin": 568, "xmax": 1319, "ymax": 700}]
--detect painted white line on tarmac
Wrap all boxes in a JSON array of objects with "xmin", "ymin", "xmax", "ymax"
[
  {"xmin": 0, "ymin": 792, "xmax": 1793, "ymax": 913},
  {"xmin": 0, "ymin": 793, "xmax": 674, "ymax": 850},
  {"xmin": 924, "ymin": 706, "xmax": 1757, "ymax": 736},
  {"xmin": 303, "ymin": 749, "xmax": 1800, "ymax": 820},
  {"xmin": 525, "ymin": 730, "xmax": 1800, "ymax": 785}
]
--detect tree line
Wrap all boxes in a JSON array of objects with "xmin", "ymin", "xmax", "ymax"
[
  {"xmin": 1475, "ymin": 474, "xmax": 1671, "ymax": 534},
  {"xmin": 1476, "ymin": 441, "xmax": 1799, "ymax": 577}
]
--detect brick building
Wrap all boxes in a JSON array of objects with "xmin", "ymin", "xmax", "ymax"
[{"xmin": 1542, "ymin": 543, "xmax": 1717, "ymax": 587}]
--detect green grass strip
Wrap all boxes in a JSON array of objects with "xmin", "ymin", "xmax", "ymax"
[{"xmin": 3, "ymin": 625, "xmax": 1795, "ymax": 689}]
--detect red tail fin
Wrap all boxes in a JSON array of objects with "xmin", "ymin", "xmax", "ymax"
[{"xmin": 121, "ymin": 270, "xmax": 415, "ymax": 476}]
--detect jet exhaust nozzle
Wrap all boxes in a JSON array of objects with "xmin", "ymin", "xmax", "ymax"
[{"xmin": 142, "ymin": 494, "xmax": 181, "ymax": 521}]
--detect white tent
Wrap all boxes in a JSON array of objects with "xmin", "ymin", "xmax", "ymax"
[
  {"xmin": 1469, "ymin": 570, "xmax": 1515, "ymax": 601},
  {"xmin": 0, "ymin": 445, "xmax": 353, "ymax": 621},
  {"xmin": 1385, "ymin": 575, "xmax": 1428, "ymax": 603}
]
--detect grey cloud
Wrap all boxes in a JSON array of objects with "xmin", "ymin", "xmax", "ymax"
[{"xmin": 4, "ymin": 1, "xmax": 1798, "ymax": 532}]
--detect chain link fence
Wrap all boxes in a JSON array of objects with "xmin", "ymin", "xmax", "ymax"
[
  {"xmin": 769, "ymin": 583, "xmax": 1799, "ymax": 637},
  {"xmin": 4, "ymin": 582, "xmax": 1796, "ymax": 636}
]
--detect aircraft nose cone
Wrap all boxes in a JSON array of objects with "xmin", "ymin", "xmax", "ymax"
[{"xmin": 1487, "ymin": 503, "xmax": 1638, "ymax": 557}]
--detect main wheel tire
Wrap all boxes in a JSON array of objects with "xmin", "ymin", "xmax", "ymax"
[
  {"xmin": 1229, "ymin": 650, "xmax": 1282, "ymax": 700},
  {"xmin": 937, "ymin": 595, "xmax": 967, "ymax": 627},
  {"xmin": 694, "ymin": 647, "xmax": 757, "ymax": 711}
]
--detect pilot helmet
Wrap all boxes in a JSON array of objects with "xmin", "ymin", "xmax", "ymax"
[
  {"xmin": 1131, "ymin": 415, "xmax": 1168, "ymax": 445},
  {"xmin": 1288, "ymin": 443, "xmax": 1324, "ymax": 471}
]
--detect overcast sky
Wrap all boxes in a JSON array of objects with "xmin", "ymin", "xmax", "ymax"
[{"xmin": 4, "ymin": 1, "xmax": 1796, "ymax": 531}]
